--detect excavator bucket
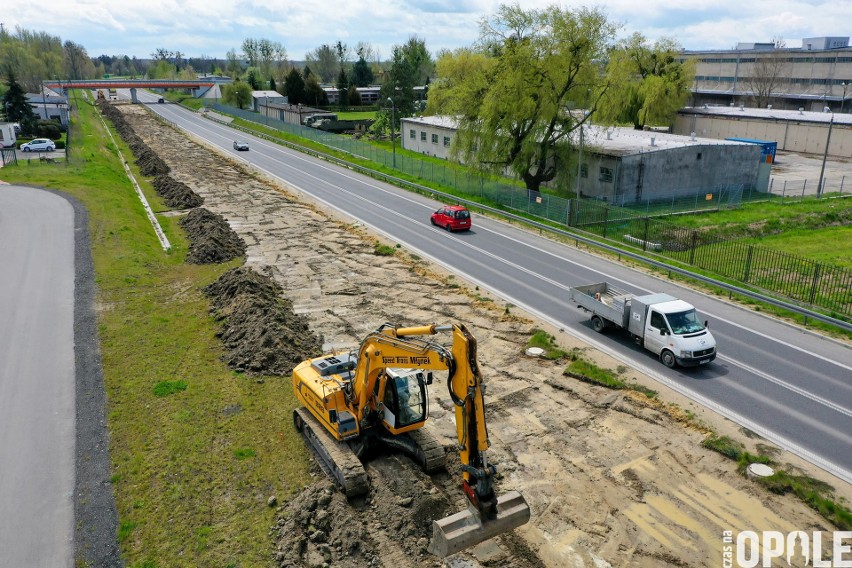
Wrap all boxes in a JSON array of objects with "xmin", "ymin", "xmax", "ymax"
[{"xmin": 428, "ymin": 491, "xmax": 531, "ymax": 558}]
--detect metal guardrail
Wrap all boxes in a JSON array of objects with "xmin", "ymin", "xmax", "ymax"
[{"xmin": 169, "ymin": 105, "xmax": 852, "ymax": 333}]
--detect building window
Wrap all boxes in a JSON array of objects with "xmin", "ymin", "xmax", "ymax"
[
  {"xmin": 580, "ymin": 164, "xmax": 588, "ymax": 178},
  {"xmin": 410, "ymin": 129, "xmax": 415, "ymax": 139},
  {"xmin": 599, "ymin": 167, "xmax": 613, "ymax": 183},
  {"xmin": 421, "ymin": 131, "xmax": 426, "ymax": 141},
  {"xmin": 443, "ymin": 136, "xmax": 450, "ymax": 147},
  {"xmin": 431, "ymin": 133, "xmax": 438, "ymax": 144},
  {"xmin": 697, "ymin": 153, "xmax": 702, "ymax": 160}
]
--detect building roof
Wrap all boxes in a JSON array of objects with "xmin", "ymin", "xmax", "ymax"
[
  {"xmin": 401, "ymin": 115, "xmax": 460, "ymax": 130},
  {"xmin": 252, "ymin": 90, "xmax": 284, "ymax": 98},
  {"xmin": 680, "ymin": 105, "xmax": 852, "ymax": 126},
  {"xmin": 403, "ymin": 115, "xmax": 754, "ymax": 158},
  {"xmin": 578, "ymin": 125, "xmax": 752, "ymax": 157}
]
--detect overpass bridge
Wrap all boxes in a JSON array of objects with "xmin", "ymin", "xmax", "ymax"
[{"xmin": 42, "ymin": 79, "xmax": 219, "ymax": 102}]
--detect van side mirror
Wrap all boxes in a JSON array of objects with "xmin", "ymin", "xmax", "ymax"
[
  {"xmin": 704, "ymin": 320, "xmax": 709, "ymax": 329},
  {"xmin": 660, "ymin": 328, "xmax": 667, "ymax": 336},
  {"xmin": 426, "ymin": 372, "xmax": 433, "ymax": 385}
]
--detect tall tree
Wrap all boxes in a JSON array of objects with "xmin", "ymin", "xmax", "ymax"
[
  {"xmin": 223, "ymin": 79, "xmax": 252, "ymax": 109},
  {"xmin": 63, "ymin": 41, "xmax": 91, "ymax": 80},
  {"xmin": 351, "ymin": 54, "xmax": 374, "ymax": 87},
  {"xmin": 2, "ymin": 70, "xmax": 38, "ymax": 135},
  {"xmin": 336, "ymin": 68, "xmax": 349, "ymax": 110},
  {"xmin": 381, "ymin": 44, "xmax": 417, "ymax": 121},
  {"xmin": 429, "ymin": 4, "xmax": 616, "ymax": 193},
  {"xmin": 744, "ymin": 37, "xmax": 789, "ymax": 108},
  {"xmin": 598, "ymin": 33, "xmax": 694, "ymax": 129},
  {"xmin": 283, "ymin": 67, "xmax": 305, "ymax": 104},
  {"xmin": 304, "ymin": 74, "xmax": 328, "ymax": 107},
  {"xmin": 305, "ymin": 44, "xmax": 338, "ymax": 83},
  {"xmin": 242, "ymin": 38, "xmax": 259, "ymax": 68},
  {"xmin": 226, "ymin": 48, "xmax": 241, "ymax": 78},
  {"xmin": 401, "ymin": 36, "xmax": 434, "ymax": 85}
]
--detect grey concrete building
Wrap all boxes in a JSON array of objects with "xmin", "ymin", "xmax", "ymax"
[
  {"xmin": 675, "ymin": 105, "xmax": 852, "ymax": 158},
  {"xmin": 401, "ymin": 116, "xmax": 762, "ymax": 205},
  {"xmin": 575, "ymin": 126, "xmax": 762, "ymax": 204}
]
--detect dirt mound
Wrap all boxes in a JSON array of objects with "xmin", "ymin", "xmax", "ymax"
[
  {"xmin": 152, "ymin": 174, "xmax": 204, "ymax": 209},
  {"xmin": 179, "ymin": 207, "xmax": 245, "ymax": 264},
  {"xmin": 97, "ymin": 100, "xmax": 170, "ymax": 177},
  {"xmin": 272, "ymin": 454, "xmax": 453, "ymax": 568},
  {"xmin": 204, "ymin": 267, "xmax": 323, "ymax": 375}
]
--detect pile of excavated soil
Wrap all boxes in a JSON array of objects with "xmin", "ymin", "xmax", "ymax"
[
  {"xmin": 98, "ymin": 100, "xmax": 169, "ymax": 177},
  {"xmin": 272, "ymin": 454, "xmax": 454, "ymax": 568},
  {"xmin": 203, "ymin": 266, "xmax": 323, "ymax": 375},
  {"xmin": 152, "ymin": 174, "xmax": 203, "ymax": 209},
  {"xmin": 179, "ymin": 207, "xmax": 245, "ymax": 264},
  {"xmin": 109, "ymin": 103, "xmax": 846, "ymax": 568}
]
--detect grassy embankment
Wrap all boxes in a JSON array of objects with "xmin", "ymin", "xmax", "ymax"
[{"xmin": 1, "ymin": 93, "xmax": 311, "ymax": 568}]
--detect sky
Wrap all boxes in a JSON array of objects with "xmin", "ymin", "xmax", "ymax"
[{"xmin": 3, "ymin": 0, "xmax": 851, "ymax": 61}]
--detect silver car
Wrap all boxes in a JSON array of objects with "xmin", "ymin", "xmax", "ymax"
[
  {"xmin": 233, "ymin": 140, "xmax": 249, "ymax": 151},
  {"xmin": 20, "ymin": 138, "xmax": 56, "ymax": 152}
]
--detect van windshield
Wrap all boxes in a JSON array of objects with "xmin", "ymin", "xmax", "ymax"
[{"xmin": 665, "ymin": 309, "xmax": 705, "ymax": 335}]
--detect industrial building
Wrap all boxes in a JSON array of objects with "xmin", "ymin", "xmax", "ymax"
[
  {"xmin": 675, "ymin": 105, "xmax": 852, "ymax": 158},
  {"xmin": 401, "ymin": 116, "xmax": 763, "ymax": 205},
  {"xmin": 682, "ymin": 36, "xmax": 851, "ymax": 112}
]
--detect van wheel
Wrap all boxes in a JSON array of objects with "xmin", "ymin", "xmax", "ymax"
[
  {"xmin": 661, "ymin": 350, "xmax": 677, "ymax": 369},
  {"xmin": 445, "ymin": 224, "xmax": 452, "ymax": 232},
  {"xmin": 591, "ymin": 316, "xmax": 606, "ymax": 333}
]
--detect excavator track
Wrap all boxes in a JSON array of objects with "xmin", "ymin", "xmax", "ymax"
[
  {"xmin": 293, "ymin": 408, "xmax": 369, "ymax": 498},
  {"xmin": 407, "ymin": 427, "xmax": 447, "ymax": 473},
  {"xmin": 375, "ymin": 426, "xmax": 447, "ymax": 474}
]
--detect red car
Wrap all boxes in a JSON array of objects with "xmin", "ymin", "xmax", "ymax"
[{"xmin": 430, "ymin": 205, "xmax": 472, "ymax": 232}]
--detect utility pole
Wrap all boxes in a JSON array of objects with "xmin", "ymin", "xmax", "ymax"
[
  {"xmin": 817, "ymin": 113, "xmax": 834, "ymax": 197},
  {"xmin": 388, "ymin": 97, "xmax": 396, "ymax": 168}
]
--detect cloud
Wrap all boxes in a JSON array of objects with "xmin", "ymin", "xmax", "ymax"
[{"xmin": 2, "ymin": 0, "xmax": 850, "ymax": 59}]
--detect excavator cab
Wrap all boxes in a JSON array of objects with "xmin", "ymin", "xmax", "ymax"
[{"xmin": 379, "ymin": 369, "xmax": 432, "ymax": 431}]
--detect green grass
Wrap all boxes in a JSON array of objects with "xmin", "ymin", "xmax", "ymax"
[
  {"xmin": 662, "ymin": 197, "xmax": 852, "ymax": 269},
  {"xmin": 374, "ymin": 242, "xmax": 397, "ymax": 256},
  {"xmin": 336, "ymin": 110, "xmax": 377, "ymax": 120},
  {"xmin": 527, "ymin": 329, "xmax": 570, "ymax": 360},
  {"xmin": 152, "ymin": 380, "xmax": 188, "ymax": 397},
  {"xmin": 0, "ymin": 92, "xmax": 312, "ymax": 567},
  {"xmin": 701, "ymin": 434, "xmax": 852, "ymax": 530}
]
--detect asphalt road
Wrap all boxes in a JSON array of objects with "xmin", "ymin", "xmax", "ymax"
[
  {"xmin": 141, "ymin": 95, "xmax": 852, "ymax": 485},
  {"xmin": 0, "ymin": 185, "xmax": 76, "ymax": 567}
]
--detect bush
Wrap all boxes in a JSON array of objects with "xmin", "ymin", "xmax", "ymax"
[{"xmin": 36, "ymin": 119, "xmax": 61, "ymax": 140}]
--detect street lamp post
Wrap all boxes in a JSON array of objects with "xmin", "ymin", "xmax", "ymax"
[
  {"xmin": 387, "ymin": 97, "xmax": 396, "ymax": 168},
  {"xmin": 841, "ymin": 82, "xmax": 848, "ymax": 114},
  {"xmin": 297, "ymin": 103, "xmax": 303, "ymax": 126}
]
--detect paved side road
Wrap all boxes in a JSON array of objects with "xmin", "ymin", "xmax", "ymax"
[{"xmin": 0, "ymin": 184, "xmax": 121, "ymax": 567}]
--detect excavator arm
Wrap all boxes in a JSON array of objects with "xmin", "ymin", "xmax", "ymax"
[{"xmin": 368, "ymin": 324, "xmax": 530, "ymax": 556}]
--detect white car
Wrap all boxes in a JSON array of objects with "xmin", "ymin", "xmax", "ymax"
[{"xmin": 20, "ymin": 138, "xmax": 56, "ymax": 152}]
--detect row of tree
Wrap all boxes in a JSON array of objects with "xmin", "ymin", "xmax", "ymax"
[{"xmin": 2, "ymin": 6, "xmax": 695, "ymax": 194}]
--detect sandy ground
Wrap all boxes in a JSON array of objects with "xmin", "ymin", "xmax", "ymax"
[{"xmin": 114, "ymin": 103, "xmax": 850, "ymax": 567}]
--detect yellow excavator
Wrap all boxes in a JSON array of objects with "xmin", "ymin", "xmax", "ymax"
[{"xmin": 292, "ymin": 322, "xmax": 530, "ymax": 557}]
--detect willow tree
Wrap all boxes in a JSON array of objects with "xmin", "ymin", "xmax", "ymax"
[
  {"xmin": 597, "ymin": 33, "xmax": 694, "ymax": 129},
  {"xmin": 428, "ymin": 4, "xmax": 616, "ymax": 193}
]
